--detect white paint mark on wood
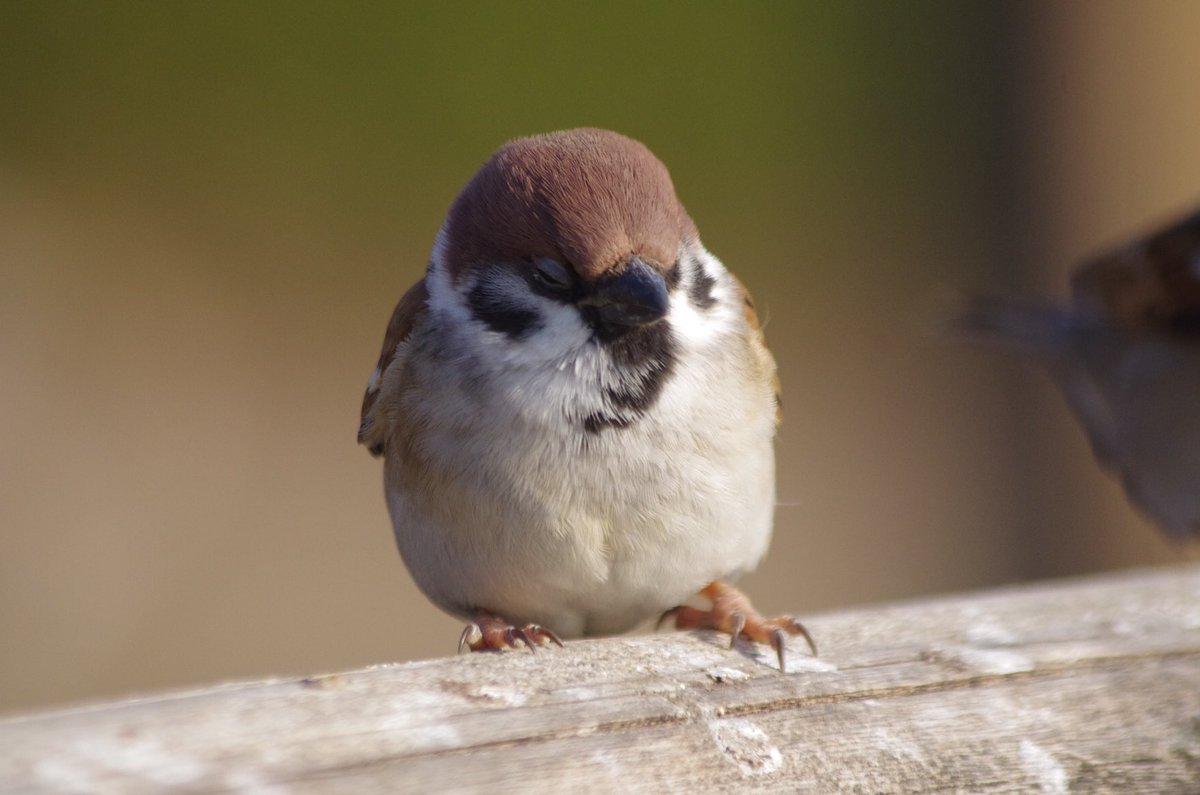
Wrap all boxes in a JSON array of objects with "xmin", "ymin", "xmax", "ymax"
[
  {"xmin": 473, "ymin": 684, "xmax": 528, "ymax": 706},
  {"xmin": 785, "ymin": 655, "xmax": 838, "ymax": 673},
  {"xmin": 706, "ymin": 713, "xmax": 782, "ymax": 777},
  {"xmin": 962, "ymin": 606, "xmax": 1019, "ymax": 645},
  {"xmin": 704, "ymin": 666, "xmax": 750, "ymax": 683},
  {"xmin": 955, "ymin": 646, "xmax": 1035, "ymax": 675},
  {"xmin": 378, "ymin": 692, "xmax": 463, "ymax": 744},
  {"xmin": 1019, "ymin": 739, "xmax": 1068, "ymax": 794},
  {"xmin": 869, "ymin": 726, "xmax": 929, "ymax": 765},
  {"xmin": 37, "ymin": 735, "xmax": 206, "ymax": 791}
]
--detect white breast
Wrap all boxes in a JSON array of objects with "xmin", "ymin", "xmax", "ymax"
[{"xmin": 384, "ymin": 250, "xmax": 777, "ymax": 636}]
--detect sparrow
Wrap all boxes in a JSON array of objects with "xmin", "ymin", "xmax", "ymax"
[
  {"xmin": 956, "ymin": 207, "xmax": 1200, "ymax": 539},
  {"xmin": 358, "ymin": 128, "xmax": 814, "ymax": 669}
]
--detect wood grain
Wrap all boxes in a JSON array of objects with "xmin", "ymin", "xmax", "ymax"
[{"xmin": 3, "ymin": 565, "xmax": 1200, "ymax": 793}]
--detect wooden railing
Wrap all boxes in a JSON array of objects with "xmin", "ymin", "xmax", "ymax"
[{"xmin": 3, "ymin": 564, "xmax": 1200, "ymax": 792}]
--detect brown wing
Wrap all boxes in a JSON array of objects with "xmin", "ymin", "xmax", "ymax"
[
  {"xmin": 358, "ymin": 278, "xmax": 429, "ymax": 456},
  {"xmin": 1071, "ymin": 208, "xmax": 1200, "ymax": 334},
  {"xmin": 732, "ymin": 275, "xmax": 781, "ymax": 425}
]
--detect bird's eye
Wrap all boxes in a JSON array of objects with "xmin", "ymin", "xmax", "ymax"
[{"xmin": 531, "ymin": 257, "xmax": 574, "ymax": 293}]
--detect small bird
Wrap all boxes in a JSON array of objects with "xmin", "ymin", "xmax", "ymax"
[
  {"xmin": 359, "ymin": 129, "xmax": 814, "ymax": 668},
  {"xmin": 956, "ymin": 207, "xmax": 1200, "ymax": 539}
]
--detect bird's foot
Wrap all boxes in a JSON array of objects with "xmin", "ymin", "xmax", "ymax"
[
  {"xmin": 658, "ymin": 581, "xmax": 816, "ymax": 672},
  {"xmin": 457, "ymin": 611, "xmax": 564, "ymax": 654}
]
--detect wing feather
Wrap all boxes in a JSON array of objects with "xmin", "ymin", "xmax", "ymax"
[
  {"xmin": 358, "ymin": 278, "xmax": 429, "ymax": 456},
  {"xmin": 732, "ymin": 275, "xmax": 781, "ymax": 425}
]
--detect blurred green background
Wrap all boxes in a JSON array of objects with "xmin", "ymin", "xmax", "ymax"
[{"xmin": 2, "ymin": 2, "xmax": 1197, "ymax": 713}]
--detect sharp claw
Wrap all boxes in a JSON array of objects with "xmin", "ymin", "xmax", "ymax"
[
  {"xmin": 504, "ymin": 627, "xmax": 530, "ymax": 652},
  {"xmin": 729, "ymin": 612, "xmax": 746, "ymax": 649},
  {"xmin": 458, "ymin": 623, "xmax": 480, "ymax": 655},
  {"xmin": 771, "ymin": 627, "xmax": 787, "ymax": 673},
  {"xmin": 538, "ymin": 626, "xmax": 565, "ymax": 648},
  {"xmin": 792, "ymin": 620, "xmax": 818, "ymax": 656},
  {"xmin": 664, "ymin": 583, "xmax": 816, "ymax": 672},
  {"xmin": 459, "ymin": 617, "xmax": 564, "ymax": 654}
]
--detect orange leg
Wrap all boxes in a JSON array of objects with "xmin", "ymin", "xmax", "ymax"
[
  {"xmin": 457, "ymin": 610, "xmax": 564, "ymax": 654},
  {"xmin": 659, "ymin": 581, "xmax": 816, "ymax": 672}
]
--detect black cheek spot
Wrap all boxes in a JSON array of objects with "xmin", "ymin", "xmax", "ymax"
[
  {"xmin": 664, "ymin": 261, "xmax": 682, "ymax": 291},
  {"xmin": 467, "ymin": 283, "xmax": 541, "ymax": 339},
  {"xmin": 688, "ymin": 261, "xmax": 717, "ymax": 310}
]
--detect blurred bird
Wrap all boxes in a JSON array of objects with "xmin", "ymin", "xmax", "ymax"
[
  {"xmin": 956, "ymin": 208, "xmax": 1200, "ymax": 539},
  {"xmin": 359, "ymin": 129, "xmax": 814, "ymax": 668}
]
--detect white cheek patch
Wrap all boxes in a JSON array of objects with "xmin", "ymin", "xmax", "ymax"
[
  {"xmin": 518, "ymin": 299, "xmax": 593, "ymax": 363},
  {"xmin": 669, "ymin": 291, "xmax": 715, "ymax": 345},
  {"xmin": 426, "ymin": 239, "xmax": 475, "ymax": 330},
  {"xmin": 426, "ymin": 245, "xmax": 593, "ymax": 366},
  {"xmin": 668, "ymin": 246, "xmax": 737, "ymax": 348},
  {"xmin": 430, "ymin": 255, "xmax": 540, "ymax": 338},
  {"xmin": 423, "ymin": 237, "xmax": 743, "ymax": 432}
]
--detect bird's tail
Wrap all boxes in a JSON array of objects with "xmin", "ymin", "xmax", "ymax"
[{"xmin": 947, "ymin": 294, "xmax": 1082, "ymax": 361}]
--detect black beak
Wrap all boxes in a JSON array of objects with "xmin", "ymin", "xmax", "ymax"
[{"xmin": 582, "ymin": 257, "xmax": 669, "ymax": 336}]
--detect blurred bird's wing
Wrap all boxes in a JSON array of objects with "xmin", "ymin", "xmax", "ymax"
[
  {"xmin": 951, "ymin": 295, "xmax": 1123, "ymax": 459},
  {"xmin": 952, "ymin": 296, "xmax": 1081, "ymax": 360},
  {"xmin": 955, "ymin": 208, "xmax": 1200, "ymax": 354},
  {"xmin": 358, "ymin": 278, "xmax": 429, "ymax": 457}
]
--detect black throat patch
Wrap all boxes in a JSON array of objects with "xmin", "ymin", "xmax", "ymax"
[{"xmin": 583, "ymin": 321, "xmax": 677, "ymax": 434}]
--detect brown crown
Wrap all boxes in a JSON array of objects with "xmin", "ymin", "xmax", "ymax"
[{"xmin": 442, "ymin": 129, "xmax": 697, "ymax": 282}]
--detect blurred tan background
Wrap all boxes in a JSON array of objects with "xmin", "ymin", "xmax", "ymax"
[{"xmin": 2, "ymin": 2, "xmax": 1198, "ymax": 714}]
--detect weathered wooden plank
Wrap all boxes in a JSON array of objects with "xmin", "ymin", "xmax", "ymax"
[{"xmin": 3, "ymin": 565, "xmax": 1199, "ymax": 793}]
